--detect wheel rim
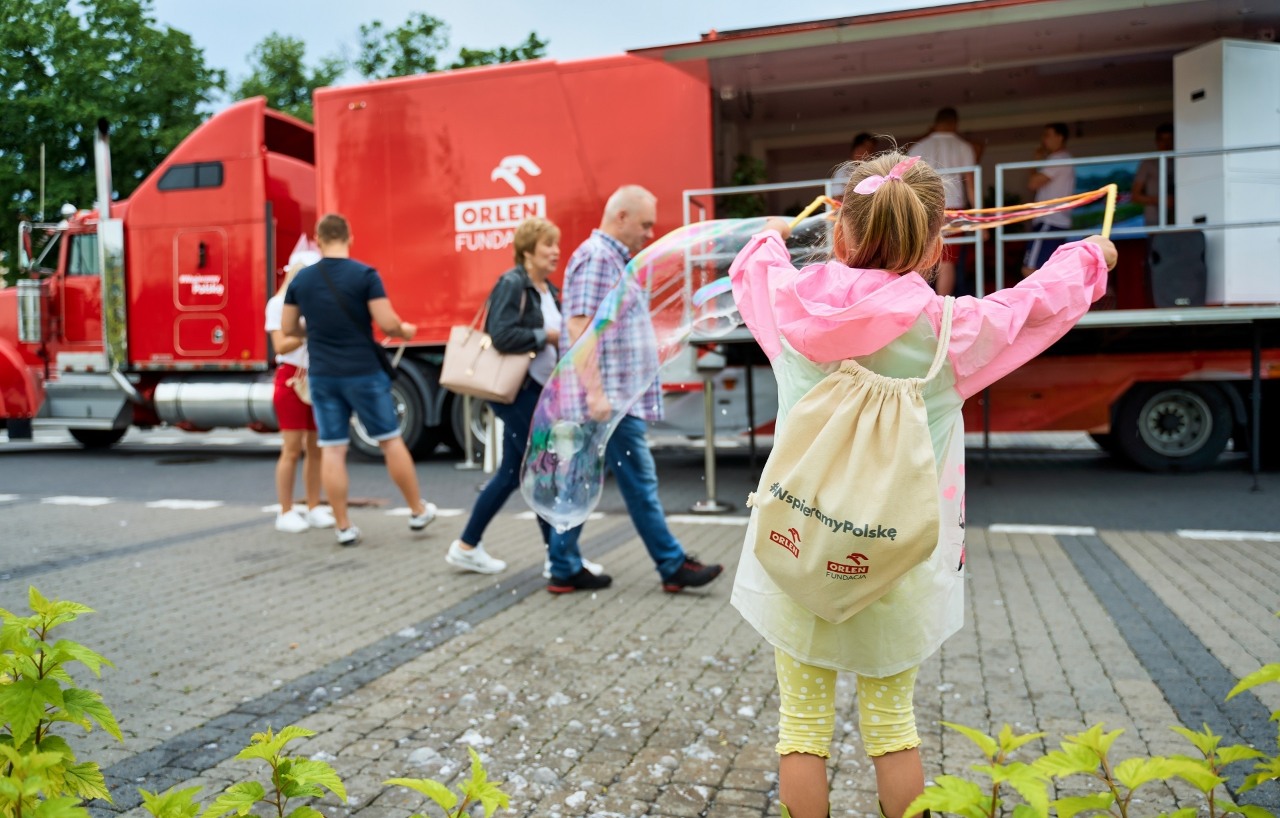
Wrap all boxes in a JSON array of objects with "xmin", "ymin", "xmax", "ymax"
[
  {"xmin": 469, "ymin": 399, "xmax": 490, "ymax": 444},
  {"xmin": 351, "ymin": 387, "xmax": 409, "ymax": 449},
  {"xmin": 1136, "ymin": 389, "xmax": 1214, "ymax": 458}
]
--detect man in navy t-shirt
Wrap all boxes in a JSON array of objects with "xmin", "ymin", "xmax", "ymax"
[{"xmin": 282, "ymin": 213, "xmax": 436, "ymax": 545}]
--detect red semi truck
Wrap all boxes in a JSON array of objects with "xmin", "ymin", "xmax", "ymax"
[
  {"xmin": 0, "ymin": 56, "xmax": 711, "ymax": 458},
  {"xmin": 3, "ymin": 0, "xmax": 1279, "ymax": 470}
]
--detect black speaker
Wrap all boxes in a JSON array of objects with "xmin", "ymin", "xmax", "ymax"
[{"xmin": 1146, "ymin": 231, "xmax": 1206, "ymax": 308}]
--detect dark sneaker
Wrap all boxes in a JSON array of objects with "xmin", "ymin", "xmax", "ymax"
[
  {"xmin": 547, "ymin": 567, "xmax": 613, "ymax": 594},
  {"xmin": 662, "ymin": 555, "xmax": 723, "ymax": 593}
]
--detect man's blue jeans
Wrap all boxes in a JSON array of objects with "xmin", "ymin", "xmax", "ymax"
[{"xmin": 546, "ymin": 414, "xmax": 685, "ymax": 581}]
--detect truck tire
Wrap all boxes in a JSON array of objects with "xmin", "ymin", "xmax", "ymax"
[
  {"xmin": 1113, "ymin": 383, "xmax": 1232, "ymax": 472},
  {"xmin": 449, "ymin": 392, "xmax": 490, "ymax": 457},
  {"xmin": 349, "ymin": 373, "xmax": 425, "ymax": 460},
  {"xmin": 69, "ymin": 428, "xmax": 127, "ymax": 449}
]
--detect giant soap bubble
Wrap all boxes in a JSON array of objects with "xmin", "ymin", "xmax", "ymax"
[{"xmin": 520, "ymin": 217, "xmax": 769, "ymax": 532}]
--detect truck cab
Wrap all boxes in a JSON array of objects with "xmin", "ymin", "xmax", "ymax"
[{"xmin": 0, "ymin": 98, "xmax": 316, "ymax": 446}]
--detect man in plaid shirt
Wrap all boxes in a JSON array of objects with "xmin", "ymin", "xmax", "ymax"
[{"xmin": 545, "ymin": 185, "xmax": 724, "ymax": 595}]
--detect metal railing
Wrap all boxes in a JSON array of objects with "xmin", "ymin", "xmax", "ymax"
[
  {"xmin": 991, "ymin": 142, "xmax": 1280, "ymax": 296},
  {"xmin": 682, "ymin": 162, "xmax": 986, "ymax": 298}
]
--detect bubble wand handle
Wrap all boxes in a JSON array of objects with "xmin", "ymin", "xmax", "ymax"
[
  {"xmin": 1100, "ymin": 183, "xmax": 1118, "ymax": 240},
  {"xmin": 789, "ymin": 194, "xmax": 833, "ymax": 229}
]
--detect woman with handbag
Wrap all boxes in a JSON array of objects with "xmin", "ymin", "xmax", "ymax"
[
  {"xmin": 447, "ymin": 217, "xmax": 599, "ymax": 577},
  {"xmin": 265, "ymin": 252, "xmax": 335, "ymax": 534}
]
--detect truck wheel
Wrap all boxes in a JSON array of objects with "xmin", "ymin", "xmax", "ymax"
[
  {"xmin": 349, "ymin": 374, "xmax": 425, "ymax": 460},
  {"xmin": 69, "ymin": 428, "xmax": 127, "ymax": 449},
  {"xmin": 1113, "ymin": 383, "xmax": 1232, "ymax": 472},
  {"xmin": 450, "ymin": 393, "xmax": 491, "ymax": 457}
]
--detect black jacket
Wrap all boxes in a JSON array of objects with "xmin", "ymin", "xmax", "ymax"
[{"xmin": 485, "ymin": 266, "xmax": 559, "ymax": 355}]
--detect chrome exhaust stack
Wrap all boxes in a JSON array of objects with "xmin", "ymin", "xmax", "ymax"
[{"xmin": 94, "ymin": 119, "xmax": 112, "ymax": 219}]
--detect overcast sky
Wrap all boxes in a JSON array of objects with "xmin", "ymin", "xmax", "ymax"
[{"xmin": 149, "ymin": 0, "xmax": 967, "ymax": 87}]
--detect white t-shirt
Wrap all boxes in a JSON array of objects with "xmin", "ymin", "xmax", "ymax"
[
  {"xmin": 528, "ymin": 287, "xmax": 561, "ymax": 386},
  {"xmin": 1033, "ymin": 149, "xmax": 1075, "ymax": 228},
  {"xmin": 264, "ymin": 294, "xmax": 308, "ymax": 367},
  {"xmin": 911, "ymin": 132, "xmax": 976, "ymax": 208}
]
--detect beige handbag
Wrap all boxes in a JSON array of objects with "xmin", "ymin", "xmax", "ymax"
[
  {"xmin": 286, "ymin": 368, "xmax": 311, "ymax": 405},
  {"xmin": 747, "ymin": 297, "xmax": 954, "ymax": 624},
  {"xmin": 440, "ymin": 291, "xmax": 534, "ymax": 404}
]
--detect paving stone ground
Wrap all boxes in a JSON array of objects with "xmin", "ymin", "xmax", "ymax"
[{"xmin": 4, "ymin": 488, "xmax": 1279, "ymax": 818}]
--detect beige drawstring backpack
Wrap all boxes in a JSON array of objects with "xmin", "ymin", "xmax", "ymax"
[{"xmin": 747, "ymin": 296, "xmax": 954, "ymax": 624}]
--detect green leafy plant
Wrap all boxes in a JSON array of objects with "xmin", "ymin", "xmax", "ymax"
[
  {"xmin": 908, "ymin": 662, "xmax": 1280, "ymax": 818},
  {"xmin": 722, "ymin": 154, "xmax": 768, "ymax": 219},
  {"xmin": 140, "ymin": 733, "xmax": 510, "ymax": 818},
  {"xmin": 0, "ymin": 588, "xmax": 121, "ymax": 818},
  {"xmin": 3, "ymin": 588, "xmax": 510, "ymax": 818},
  {"xmin": 140, "ymin": 726, "xmax": 346, "ymax": 818},
  {"xmin": 385, "ymin": 747, "xmax": 510, "ymax": 818}
]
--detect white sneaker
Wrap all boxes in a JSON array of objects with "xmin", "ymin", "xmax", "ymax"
[
  {"xmin": 542, "ymin": 555, "xmax": 605, "ymax": 579},
  {"xmin": 275, "ymin": 508, "xmax": 310, "ymax": 533},
  {"xmin": 409, "ymin": 501, "xmax": 438, "ymax": 531},
  {"xmin": 447, "ymin": 540, "xmax": 507, "ymax": 574},
  {"xmin": 306, "ymin": 506, "xmax": 336, "ymax": 529},
  {"xmin": 336, "ymin": 526, "xmax": 361, "ymax": 546}
]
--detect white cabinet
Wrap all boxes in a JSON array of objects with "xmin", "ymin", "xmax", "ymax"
[{"xmin": 1174, "ymin": 38, "xmax": 1280, "ymax": 304}]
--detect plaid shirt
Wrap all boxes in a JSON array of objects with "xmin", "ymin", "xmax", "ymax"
[{"xmin": 560, "ymin": 230, "xmax": 663, "ymax": 421}]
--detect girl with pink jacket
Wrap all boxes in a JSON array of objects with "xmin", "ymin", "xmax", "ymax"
[{"xmin": 728, "ymin": 152, "xmax": 1117, "ymax": 818}]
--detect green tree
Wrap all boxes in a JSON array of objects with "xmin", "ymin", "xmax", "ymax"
[
  {"xmin": 0, "ymin": 0, "xmax": 224, "ymax": 257},
  {"xmin": 451, "ymin": 32, "xmax": 549, "ymax": 69},
  {"xmin": 356, "ymin": 12, "xmax": 451, "ymax": 79},
  {"xmin": 356, "ymin": 12, "xmax": 547, "ymax": 79},
  {"xmin": 233, "ymin": 33, "xmax": 346, "ymax": 124}
]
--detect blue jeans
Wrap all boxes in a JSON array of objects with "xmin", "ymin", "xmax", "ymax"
[
  {"xmin": 460, "ymin": 382, "xmax": 551, "ymax": 547},
  {"xmin": 309, "ymin": 371, "xmax": 400, "ymax": 447},
  {"xmin": 547, "ymin": 414, "xmax": 685, "ymax": 581}
]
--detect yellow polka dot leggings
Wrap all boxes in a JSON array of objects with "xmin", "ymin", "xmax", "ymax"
[{"xmin": 775, "ymin": 648, "xmax": 920, "ymax": 758}]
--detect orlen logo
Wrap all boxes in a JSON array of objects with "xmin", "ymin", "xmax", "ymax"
[
  {"xmin": 454, "ymin": 155, "xmax": 545, "ymax": 253},
  {"xmin": 826, "ymin": 551, "xmax": 870, "ymax": 580},
  {"xmin": 769, "ymin": 527, "xmax": 802, "ymax": 558}
]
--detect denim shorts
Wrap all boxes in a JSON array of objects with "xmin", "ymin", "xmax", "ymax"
[{"xmin": 308, "ymin": 371, "xmax": 400, "ymax": 447}]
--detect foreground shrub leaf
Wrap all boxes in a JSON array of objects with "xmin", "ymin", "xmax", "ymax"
[
  {"xmin": 905, "ymin": 774, "xmax": 990, "ymax": 818},
  {"xmin": 202, "ymin": 781, "xmax": 266, "ymax": 818},
  {"xmin": 384, "ymin": 778, "xmax": 457, "ymax": 812},
  {"xmin": 59, "ymin": 688, "xmax": 122, "ymax": 741},
  {"xmin": 1052, "ymin": 792, "xmax": 1115, "ymax": 818},
  {"xmin": 139, "ymin": 785, "xmax": 203, "ymax": 818},
  {"xmin": 31, "ymin": 795, "xmax": 90, "ymax": 818},
  {"xmin": 943, "ymin": 722, "xmax": 999, "ymax": 758},
  {"xmin": 62, "ymin": 762, "xmax": 110, "ymax": 802},
  {"xmin": 1227, "ymin": 665, "xmax": 1280, "ymax": 700}
]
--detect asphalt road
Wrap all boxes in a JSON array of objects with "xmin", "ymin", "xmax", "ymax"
[{"xmin": 1, "ymin": 426, "xmax": 1277, "ymax": 535}]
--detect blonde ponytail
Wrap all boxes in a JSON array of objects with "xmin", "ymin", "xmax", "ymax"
[{"xmin": 836, "ymin": 152, "xmax": 946, "ymax": 276}]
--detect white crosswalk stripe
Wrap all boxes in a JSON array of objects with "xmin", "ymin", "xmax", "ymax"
[
  {"xmin": 1178, "ymin": 529, "xmax": 1280, "ymax": 543},
  {"xmin": 41, "ymin": 496, "xmax": 113, "ymax": 506},
  {"xmin": 988, "ymin": 524, "xmax": 1098, "ymax": 536},
  {"xmin": 145, "ymin": 499, "xmax": 225, "ymax": 510}
]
